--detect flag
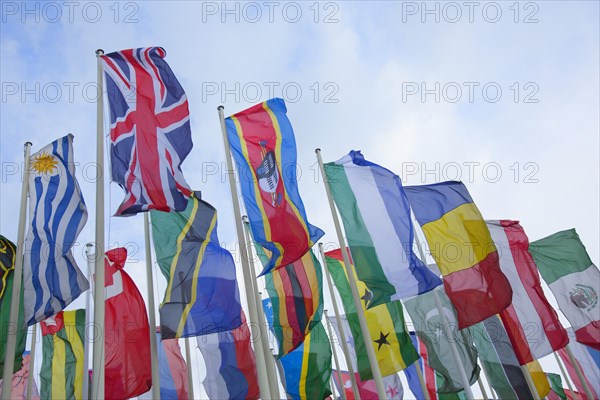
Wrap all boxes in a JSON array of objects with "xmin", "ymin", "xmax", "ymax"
[
  {"xmin": 325, "ymin": 248, "xmax": 419, "ymax": 380},
  {"xmin": 469, "ymin": 316, "xmax": 533, "ymax": 399},
  {"xmin": 197, "ymin": 311, "xmax": 259, "ymax": 400},
  {"xmin": 487, "ymin": 220, "xmax": 569, "ymax": 364},
  {"xmin": 404, "ymin": 286, "xmax": 480, "ymax": 393},
  {"xmin": 277, "ymin": 322, "xmax": 332, "ymax": 400},
  {"xmin": 0, "ymin": 235, "xmax": 26, "ymax": 376},
  {"xmin": 404, "ymin": 333, "xmax": 467, "ymax": 400},
  {"xmin": 529, "ymin": 228, "xmax": 600, "ymax": 350},
  {"xmin": 151, "ymin": 192, "xmax": 242, "ymax": 338},
  {"xmin": 557, "ymin": 328, "xmax": 599, "ymax": 400},
  {"xmin": 547, "ymin": 373, "xmax": 568, "ymax": 400},
  {"xmin": 225, "ymin": 98, "xmax": 324, "ymax": 274},
  {"xmin": 331, "ymin": 369, "xmax": 403, "ymax": 400},
  {"xmin": 40, "ymin": 310, "xmax": 85, "ymax": 400},
  {"xmin": 0, "ymin": 351, "xmax": 40, "ymax": 400},
  {"xmin": 156, "ymin": 332, "xmax": 190, "ymax": 400},
  {"xmin": 253, "ymin": 236, "xmax": 323, "ymax": 357},
  {"xmin": 405, "ymin": 181, "xmax": 512, "ymax": 328},
  {"xmin": 323, "ymin": 150, "xmax": 441, "ymax": 306},
  {"xmin": 100, "ymin": 47, "xmax": 193, "ymax": 216},
  {"xmin": 526, "ymin": 360, "xmax": 551, "ymax": 398},
  {"xmin": 23, "ymin": 134, "xmax": 89, "ymax": 326},
  {"xmin": 104, "ymin": 248, "xmax": 152, "ymax": 399}
]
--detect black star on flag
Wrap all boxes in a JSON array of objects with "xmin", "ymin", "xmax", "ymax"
[
  {"xmin": 374, "ymin": 331, "xmax": 390, "ymax": 350},
  {"xmin": 361, "ymin": 288, "xmax": 373, "ymax": 308}
]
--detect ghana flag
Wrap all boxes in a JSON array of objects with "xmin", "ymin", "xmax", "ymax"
[
  {"xmin": 252, "ymin": 233, "xmax": 323, "ymax": 357},
  {"xmin": 225, "ymin": 98, "xmax": 324, "ymax": 275},
  {"xmin": 40, "ymin": 310, "xmax": 85, "ymax": 400},
  {"xmin": 325, "ymin": 248, "xmax": 419, "ymax": 380}
]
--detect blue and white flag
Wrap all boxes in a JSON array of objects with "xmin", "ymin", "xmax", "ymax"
[{"xmin": 23, "ymin": 134, "xmax": 89, "ymax": 325}]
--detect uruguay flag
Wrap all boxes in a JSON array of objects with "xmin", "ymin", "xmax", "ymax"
[{"xmin": 23, "ymin": 134, "xmax": 89, "ymax": 325}]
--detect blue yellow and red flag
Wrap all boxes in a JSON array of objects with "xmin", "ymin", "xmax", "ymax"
[{"xmin": 225, "ymin": 98, "xmax": 324, "ymax": 274}]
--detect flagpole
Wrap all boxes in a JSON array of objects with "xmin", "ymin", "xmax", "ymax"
[
  {"xmin": 553, "ymin": 352, "xmax": 576, "ymax": 399},
  {"xmin": 324, "ymin": 310, "xmax": 348, "ymax": 400},
  {"xmin": 413, "ymin": 361, "xmax": 430, "ymax": 400},
  {"xmin": 241, "ymin": 216, "xmax": 280, "ymax": 399},
  {"xmin": 82, "ymin": 243, "xmax": 93, "ymax": 400},
  {"xmin": 315, "ymin": 148, "xmax": 387, "ymax": 400},
  {"xmin": 91, "ymin": 48, "xmax": 105, "ymax": 400},
  {"xmin": 521, "ymin": 365, "xmax": 541, "ymax": 400},
  {"xmin": 0, "ymin": 141, "xmax": 31, "ymax": 400},
  {"xmin": 318, "ymin": 243, "xmax": 361, "ymax": 400},
  {"xmin": 184, "ymin": 338, "xmax": 194, "ymax": 400},
  {"xmin": 217, "ymin": 105, "xmax": 272, "ymax": 399},
  {"xmin": 143, "ymin": 213, "xmax": 161, "ymax": 398},
  {"xmin": 565, "ymin": 345, "xmax": 594, "ymax": 400},
  {"xmin": 477, "ymin": 376, "xmax": 489, "ymax": 399},
  {"xmin": 411, "ymin": 236, "xmax": 475, "ymax": 400},
  {"xmin": 25, "ymin": 324, "xmax": 37, "ymax": 400}
]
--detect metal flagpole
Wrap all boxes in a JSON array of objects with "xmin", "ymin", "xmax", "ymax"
[
  {"xmin": 318, "ymin": 243, "xmax": 361, "ymax": 400},
  {"xmin": 25, "ymin": 324, "xmax": 37, "ymax": 400},
  {"xmin": 81, "ymin": 243, "xmax": 94, "ymax": 400},
  {"xmin": 217, "ymin": 105, "xmax": 271, "ymax": 399},
  {"xmin": 315, "ymin": 149, "xmax": 387, "ymax": 399},
  {"xmin": 565, "ymin": 345, "xmax": 594, "ymax": 400},
  {"xmin": 1, "ymin": 141, "xmax": 32, "ymax": 400},
  {"xmin": 241, "ymin": 216, "xmax": 279, "ymax": 399},
  {"xmin": 412, "ymin": 233, "xmax": 475, "ymax": 400},
  {"xmin": 553, "ymin": 352, "xmax": 577, "ymax": 399},
  {"xmin": 91, "ymin": 48, "xmax": 105, "ymax": 400},
  {"xmin": 413, "ymin": 361, "xmax": 430, "ymax": 400},
  {"xmin": 477, "ymin": 376, "xmax": 489, "ymax": 399},
  {"xmin": 324, "ymin": 310, "xmax": 348, "ymax": 400},
  {"xmin": 184, "ymin": 338, "xmax": 194, "ymax": 399},
  {"xmin": 143, "ymin": 213, "xmax": 160, "ymax": 398},
  {"xmin": 521, "ymin": 365, "xmax": 541, "ymax": 400}
]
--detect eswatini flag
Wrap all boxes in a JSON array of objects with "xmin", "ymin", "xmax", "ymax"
[
  {"xmin": 530, "ymin": 229, "xmax": 600, "ymax": 351},
  {"xmin": 487, "ymin": 220, "xmax": 568, "ymax": 364},
  {"xmin": 225, "ymin": 98, "xmax": 324, "ymax": 274},
  {"xmin": 405, "ymin": 181, "xmax": 512, "ymax": 328}
]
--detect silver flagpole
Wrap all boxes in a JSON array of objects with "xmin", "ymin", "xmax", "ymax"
[
  {"xmin": 81, "ymin": 243, "xmax": 93, "ymax": 400},
  {"xmin": 317, "ymin": 243, "xmax": 361, "ymax": 400},
  {"xmin": 184, "ymin": 338, "xmax": 194, "ymax": 400},
  {"xmin": 324, "ymin": 310, "xmax": 348, "ymax": 400},
  {"xmin": 565, "ymin": 345, "xmax": 594, "ymax": 400},
  {"xmin": 241, "ymin": 216, "xmax": 280, "ymax": 399},
  {"xmin": 553, "ymin": 352, "xmax": 576, "ymax": 399},
  {"xmin": 315, "ymin": 148, "xmax": 387, "ymax": 399},
  {"xmin": 1, "ymin": 141, "xmax": 32, "ymax": 400},
  {"xmin": 413, "ymin": 361, "xmax": 430, "ymax": 400},
  {"xmin": 143, "ymin": 213, "xmax": 160, "ymax": 398},
  {"xmin": 217, "ymin": 105, "xmax": 271, "ymax": 399},
  {"xmin": 91, "ymin": 48, "xmax": 105, "ymax": 400},
  {"xmin": 25, "ymin": 324, "xmax": 37, "ymax": 400},
  {"xmin": 521, "ymin": 365, "xmax": 541, "ymax": 400},
  {"xmin": 477, "ymin": 376, "xmax": 489, "ymax": 399},
  {"xmin": 412, "ymin": 234, "xmax": 475, "ymax": 400}
]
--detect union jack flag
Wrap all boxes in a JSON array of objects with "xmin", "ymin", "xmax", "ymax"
[{"xmin": 101, "ymin": 47, "xmax": 193, "ymax": 216}]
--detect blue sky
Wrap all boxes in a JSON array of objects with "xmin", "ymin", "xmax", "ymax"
[{"xmin": 1, "ymin": 1, "xmax": 599, "ymax": 398}]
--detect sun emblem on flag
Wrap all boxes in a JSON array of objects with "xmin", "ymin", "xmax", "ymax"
[
  {"xmin": 31, "ymin": 152, "xmax": 58, "ymax": 175},
  {"xmin": 569, "ymin": 284, "xmax": 598, "ymax": 311}
]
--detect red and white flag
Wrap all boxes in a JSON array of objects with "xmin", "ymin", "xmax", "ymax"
[
  {"xmin": 487, "ymin": 220, "xmax": 569, "ymax": 364},
  {"xmin": 104, "ymin": 248, "xmax": 152, "ymax": 399}
]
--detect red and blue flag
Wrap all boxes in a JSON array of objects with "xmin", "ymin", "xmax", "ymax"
[{"xmin": 101, "ymin": 47, "xmax": 193, "ymax": 216}]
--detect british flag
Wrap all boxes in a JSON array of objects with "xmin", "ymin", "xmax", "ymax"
[{"xmin": 101, "ymin": 47, "xmax": 193, "ymax": 216}]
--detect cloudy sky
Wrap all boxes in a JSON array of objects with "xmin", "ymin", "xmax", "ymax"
[{"xmin": 1, "ymin": 1, "xmax": 598, "ymax": 398}]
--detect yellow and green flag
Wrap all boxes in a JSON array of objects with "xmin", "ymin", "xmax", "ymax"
[
  {"xmin": 40, "ymin": 309, "xmax": 85, "ymax": 400},
  {"xmin": 324, "ymin": 248, "xmax": 419, "ymax": 380}
]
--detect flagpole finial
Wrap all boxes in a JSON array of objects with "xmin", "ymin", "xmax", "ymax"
[
  {"xmin": 86, "ymin": 243, "xmax": 93, "ymax": 248},
  {"xmin": 217, "ymin": 105, "xmax": 224, "ymax": 111},
  {"xmin": 315, "ymin": 148, "xmax": 321, "ymax": 153},
  {"xmin": 95, "ymin": 49, "xmax": 104, "ymax": 56},
  {"xmin": 25, "ymin": 142, "xmax": 32, "ymax": 147}
]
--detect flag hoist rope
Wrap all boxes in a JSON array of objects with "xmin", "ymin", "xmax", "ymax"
[
  {"xmin": 0, "ymin": 142, "xmax": 32, "ymax": 400},
  {"xmin": 318, "ymin": 243, "xmax": 361, "ymax": 400},
  {"xmin": 91, "ymin": 48, "xmax": 105, "ymax": 400},
  {"xmin": 217, "ymin": 105, "xmax": 272, "ymax": 399},
  {"xmin": 315, "ymin": 148, "xmax": 387, "ymax": 400},
  {"xmin": 323, "ymin": 310, "xmax": 348, "ymax": 400}
]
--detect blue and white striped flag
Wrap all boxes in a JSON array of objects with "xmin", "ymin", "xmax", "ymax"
[{"xmin": 23, "ymin": 134, "xmax": 89, "ymax": 325}]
